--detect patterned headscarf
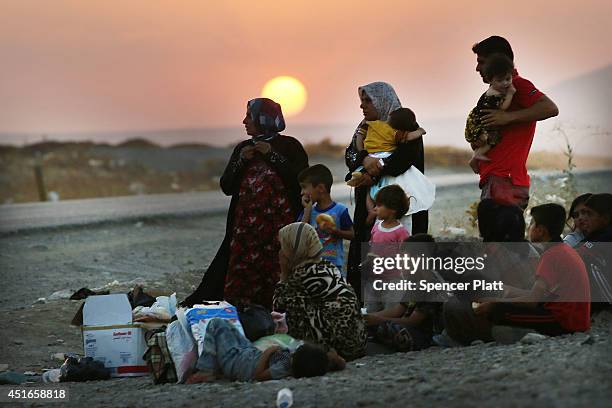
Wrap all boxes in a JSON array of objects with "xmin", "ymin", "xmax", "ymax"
[
  {"xmin": 247, "ymin": 97, "xmax": 286, "ymax": 140},
  {"xmin": 279, "ymin": 222, "xmax": 323, "ymax": 270},
  {"xmin": 358, "ymin": 82, "xmax": 402, "ymax": 121}
]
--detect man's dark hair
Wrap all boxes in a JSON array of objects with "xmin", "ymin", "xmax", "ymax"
[
  {"xmin": 530, "ymin": 204, "xmax": 566, "ymax": 241},
  {"xmin": 298, "ymin": 164, "xmax": 333, "ymax": 192},
  {"xmin": 291, "ymin": 343, "xmax": 329, "ymax": 378},
  {"xmin": 375, "ymin": 185, "xmax": 410, "ymax": 219},
  {"xmin": 389, "ymin": 108, "xmax": 419, "ymax": 132},
  {"xmin": 584, "ymin": 193, "xmax": 612, "ymax": 220},
  {"xmin": 477, "ymin": 199, "xmax": 525, "ymax": 242},
  {"xmin": 404, "ymin": 233, "xmax": 436, "ymax": 259},
  {"xmin": 482, "ymin": 54, "xmax": 514, "ymax": 82},
  {"xmin": 405, "ymin": 233, "xmax": 435, "ymax": 243},
  {"xmin": 472, "ymin": 36, "xmax": 514, "ymax": 61},
  {"xmin": 568, "ymin": 193, "xmax": 593, "ymax": 221}
]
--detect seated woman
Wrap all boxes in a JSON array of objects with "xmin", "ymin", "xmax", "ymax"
[
  {"xmin": 365, "ymin": 302, "xmax": 443, "ymax": 352},
  {"xmin": 575, "ymin": 193, "xmax": 612, "ymax": 312},
  {"xmin": 273, "ymin": 222, "xmax": 367, "ymax": 361},
  {"xmin": 563, "ymin": 193, "xmax": 592, "ymax": 247}
]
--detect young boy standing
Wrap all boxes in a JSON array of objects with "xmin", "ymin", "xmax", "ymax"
[
  {"xmin": 475, "ymin": 203, "xmax": 591, "ymax": 335},
  {"xmin": 297, "ymin": 165, "xmax": 354, "ymax": 276}
]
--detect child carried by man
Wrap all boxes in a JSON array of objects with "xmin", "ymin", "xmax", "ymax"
[{"xmin": 465, "ymin": 54, "xmax": 516, "ymax": 173}]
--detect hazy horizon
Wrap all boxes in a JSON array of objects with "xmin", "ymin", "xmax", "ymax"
[
  {"xmin": 1, "ymin": 1, "xmax": 610, "ymax": 156},
  {"xmin": 2, "ymin": 2, "xmax": 611, "ymax": 125}
]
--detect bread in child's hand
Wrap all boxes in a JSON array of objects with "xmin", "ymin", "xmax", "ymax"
[
  {"xmin": 316, "ymin": 213, "xmax": 336, "ymax": 229},
  {"xmin": 346, "ymin": 171, "xmax": 364, "ymax": 187}
]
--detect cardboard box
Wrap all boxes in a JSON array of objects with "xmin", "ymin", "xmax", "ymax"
[{"xmin": 82, "ymin": 294, "xmax": 149, "ymax": 377}]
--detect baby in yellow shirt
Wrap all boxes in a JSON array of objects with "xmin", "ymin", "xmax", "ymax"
[{"xmin": 347, "ymin": 107, "xmax": 426, "ymax": 223}]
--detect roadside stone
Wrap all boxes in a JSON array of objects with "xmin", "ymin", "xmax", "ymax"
[
  {"xmin": 48, "ymin": 289, "xmax": 73, "ymax": 300},
  {"xmin": 489, "ymin": 368, "xmax": 510, "ymax": 380},
  {"xmin": 51, "ymin": 353, "xmax": 66, "ymax": 361},
  {"xmin": 520, "ymin": 333, "xmax": 548, "ymax": 344},
  {"xmin": 417, "ymin": 383, "xmax": 435, "ymax": 394},
  {"xmin": 581, "ymin": 336, "xmax": 595, "ymax": 345}
]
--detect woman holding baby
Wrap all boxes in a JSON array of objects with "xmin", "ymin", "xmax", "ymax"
[{"xmin": 345, "ymin": 81, "xmax": 432, "ymax": 299}]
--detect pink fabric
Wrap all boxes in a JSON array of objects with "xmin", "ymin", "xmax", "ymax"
[{"xmin": 370, "ymin": 221, "xmax": 410, "ymax": 243}]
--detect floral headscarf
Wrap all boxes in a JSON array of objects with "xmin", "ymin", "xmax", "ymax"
[
  {"xmin": 247, "ymin": 97, "xmax": 286, "ymax": 140},
  {"xmin": 279, "ymin": 222, "xmax": 323, "ymax": 270},
  {"xmin": 358, "ymin": 82, "xmax": 402, "ymax": 121}
]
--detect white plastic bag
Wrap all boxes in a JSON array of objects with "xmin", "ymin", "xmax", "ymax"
[
  {"xmin": 133, "ymin": 293, "xmax": 177, "ymax": 322},
  {"xmin": 373, "ymin": 165, "xmax": 436, "ymax": 214},
  {"xmin": 165, "ymin": 308, "xmax": 198, "ymax": 383}
]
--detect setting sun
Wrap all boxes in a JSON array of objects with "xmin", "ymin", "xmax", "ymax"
[{"xmin": 261, "ymin": 76, "xmax": 307, "ymax": 117}]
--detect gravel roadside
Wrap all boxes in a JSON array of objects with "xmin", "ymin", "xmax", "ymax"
[{"xmin": 1, "ymin": 173, "xmax": 611, "ymax": 407}]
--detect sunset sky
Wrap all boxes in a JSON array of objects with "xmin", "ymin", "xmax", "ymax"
[{"xmin": 1, "ymin": 0, "xmax": 611, "ymax": 139}]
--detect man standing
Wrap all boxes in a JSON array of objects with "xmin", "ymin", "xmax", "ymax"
[{"xmin": 472, "ymin": 36, "xmax": 559, "ymax": 209}]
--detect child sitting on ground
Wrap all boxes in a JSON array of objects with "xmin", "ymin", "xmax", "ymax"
[
  {"xmin": 186, "ymin": 318, "xmax": 345, "ymax": 383},
  {"xmin": 348, "ymin": 108, "xmax": 427, "ymax": 225},
  {"xmin": 365, "ymin": 185, "xmax": 411, "ymax": 312},
  {"xmin": 474, "ymin": 203, "xmax": 591, "ymax": 335},
  {"xmin": 298, "ymin": 164, "xmax": 354, "ymax": 276},
  {"xmin": 465, "ymin": 53, "xmax": 516, "ymax": 173}
]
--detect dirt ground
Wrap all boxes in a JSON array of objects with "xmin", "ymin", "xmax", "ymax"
[{"xmin": 1, "ymin": 173, "xmax": 611, "ymax": 407}]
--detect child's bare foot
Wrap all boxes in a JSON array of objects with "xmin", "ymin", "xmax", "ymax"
[
  {"xmin": 347, "ymin": 171, "xmax": 363, "ymax": 187},
  {"xmin": 186, "ymin": 371, "xmax": 215, "ymax": 384}
]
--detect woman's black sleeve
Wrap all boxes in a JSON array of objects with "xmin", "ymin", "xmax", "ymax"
[
  {"xmin": 345, "ymin": 122, "xmax": 369, "ymax": 177},
  {"xmin": 264, "ymin": 137, "xmax": 309, "ymax": 184},
  {"xmin": 220, "ymin": 141, "xmax": 248, "ymax": 196},
  {"xmin": 380, "ymin": 138, "xmax": 424, "ymax": 177}
]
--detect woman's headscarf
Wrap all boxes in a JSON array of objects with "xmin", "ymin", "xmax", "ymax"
[
  {"xmin": 358, "ymin": 82, "xmax": 402, "ymax": 122},
  {"xmin": 279, "ymin": 222, "xmax": 323, "ymax": 270},
  {"xmin": 247, "ymin": 97, "xmax": 286, "ymax": 140}
]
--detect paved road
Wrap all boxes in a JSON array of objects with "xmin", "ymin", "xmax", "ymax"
[
  {"xmin": 0, "ymin": 173, "xmax": 477, "ymax": 233},
  {"xmin": 0, "ymin": 169, "xmax": 607, "ymax": 234}
]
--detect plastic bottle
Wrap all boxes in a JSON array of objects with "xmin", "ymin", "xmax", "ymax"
[{"xmin": 276, "ymin": 388, "xmax": 293, "ymax": 408}]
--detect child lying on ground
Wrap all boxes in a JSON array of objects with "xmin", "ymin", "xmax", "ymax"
[{"xmin": 186, "ymin": 318, "xmax": 345, "ymax": 383}]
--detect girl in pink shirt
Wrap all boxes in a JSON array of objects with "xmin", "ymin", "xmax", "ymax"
[
  {"xmin": 370, "ymin": 185, "xmax": 410, "ymax": 243},
  {"xmin": 366, "ymin": 185, "xmax": 411, "ymax": 312}
]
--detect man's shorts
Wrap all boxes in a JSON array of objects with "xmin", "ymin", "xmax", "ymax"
[{"xmin": 480, "ymin": 175, "xmax": 529, "ymax": 210}]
